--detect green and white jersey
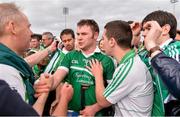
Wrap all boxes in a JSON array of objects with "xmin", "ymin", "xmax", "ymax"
[
  {"xmin": 58, "ymin": 48, "xmax": 115, "ymax": 115},
  {"xmin": 104, "ymin": 49, "xmax": 153, "ymax": 116},
  {"xmin": 138, "ymin": 39, "xmax": 180, "ymax": 116},
  {"xmin": 44, "ymin": 49, "xmax": 65, "ymax": 74}
]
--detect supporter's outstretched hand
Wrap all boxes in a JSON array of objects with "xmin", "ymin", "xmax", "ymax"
[
  {"xmin": 86, "ymin": 59, "xmax": 103, "ymax": 79},
  {"xmin": 34, "ymin": 73, "xmax": 53, "ymax": 98},
  {"xmin": 60, "ymin": 82, "xmax": 73, "ymax": 102},
  {"xmin": 47, "ymin": 40, "xmax": 58, "ymax": 53},
  {"xmin": 51, "ymin": 83, "xmax": 73, "ymax": 116},
  {"xmin": 143, "ymin": 21, "xmax": 162, "ymax": 50},
  {"xmin": 50, "ymin": 99, "xmax": 59, "ymax": 115},
  {"xmin": 50, "ymin": 83, "xmax": 63, "ymax": 115}
]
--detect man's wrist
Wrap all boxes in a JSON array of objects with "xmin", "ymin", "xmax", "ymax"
[{"xmin": 47, "ymin": 48, "xmax": 52, "ymax": 55}]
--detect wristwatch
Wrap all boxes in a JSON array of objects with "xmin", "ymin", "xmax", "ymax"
[{"xmin": 47, "ymin": 48, "xmax": 52, "ymax": 55}]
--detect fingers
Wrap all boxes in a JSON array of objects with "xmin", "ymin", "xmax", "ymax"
[
  {"xmin": 143, "ymin": 21, "xmax": 159, "ymax": 30},
  {"xmin": 79, "ymin": 110, "xmax": 84, "ymax": 115},
  {"xmin": 34, "ymin": 93, "xmax": 41, "ymax": 98},
  {"xmin": 86, "ymin": 59, "xmax": 102, "ymax": 72},
  {"xmin": 86, "ymin": 65, "xmax": 91, "ymax": 71},
  {"xmin": 89, "ymin": 59, "xmax": 100, "ymax": 66},
  {"xmin": 63, "ymin": 82, "xmax": 72, "ymax": 89},
  {"xmin": 40, "ymin": 73, "xmax": 52, "ymax": 79},
  {"xmin": 34, "ymin": 84, "xmax": 50, "ymax": 92},
  {"xmin": 60, "ymin": 82, "xmax": 74, "ymax": 101},
  {"xmin": 80, "ymin": 110, "xmax": 87, "ymax": 117},
  {"xmin": 34, "ymin": 73, "xmax": 53, "ymax": 96},
  {"xmin": 50, "ymin": 100, "xmax": 59, "ymax": 115}
]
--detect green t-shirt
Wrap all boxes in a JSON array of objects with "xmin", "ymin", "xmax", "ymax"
[
  {"xmin": 138, "ymin": 39, "xmax": 180, "ymax": 116},
  {"xmin": 60, "ymin": 49, "xmax": 115, "ymax": 115}
]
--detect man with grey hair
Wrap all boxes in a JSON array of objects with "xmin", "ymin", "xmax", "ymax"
[
  {"xmin": 0, "ymin": 3, "xmax": 53, "ymax": 115},
  {"xmin": 42, "ymin": 32, "xmax": 54, "ymax": 48}
]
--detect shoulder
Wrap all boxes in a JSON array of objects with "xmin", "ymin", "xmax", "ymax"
[
  {"xmin": 0, "ymin": 64, "xmax": 22, "ymax": 85},
  {"xmin": 97, "ymin": 52, "xmax": 114, "ymax": 62},
  {"xmin": 166, "ymin": 40, "xmax": 180, "ymax": 49},
  {"xmin": 0, "ymin": 64, "xmax": 20, "ymax": 76},
  {"xmin": 133, "ymin": 55, "xmax": 147, "ymax": 68},
  {"xmin": 66, "ymin": 50, "xmax": 80, "ymax": 55}
]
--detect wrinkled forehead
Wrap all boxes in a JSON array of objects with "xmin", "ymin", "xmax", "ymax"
[{"xmin": 61, "ymin": 34, "xmax": 74, "ymax": 40}]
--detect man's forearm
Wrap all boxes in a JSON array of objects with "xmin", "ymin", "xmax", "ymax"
[
  {"xmin": 33, "ymin": 93, "xmax": 49, "ymax": 116},
  {"xmin": 25, "ymin": 48, "xmax": 52, "ymax": 67},
  {"xmin": 52, "ymin": 96, "xmax": 68, "ymax": 116},
  {"xmin": 52, "ymin": 69, "xmax": 68, "ymax": 90},
  {"xmin": 95, "ymin": 76, "xmax": 110, "ymax": 108}
]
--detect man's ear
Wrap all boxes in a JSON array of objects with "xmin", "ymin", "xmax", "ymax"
[
  {"xmin": 6, "ymin": 21, "xmax": 17, "ymax": 35},
  {"xmin": 109, "ymin": 37, "xmax": 116, "ymax": 47},
  {"xmin": 162, "ymin": 24, "xmax": 171, "ymax": 36},
  {"xmin": 94, "ymin": 32, "xmax": 99, "ymax": 40}
]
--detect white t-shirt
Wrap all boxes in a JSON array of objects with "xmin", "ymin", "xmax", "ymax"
[
  {"xmin": 104, "ymin": 55, "xmax": 154, "ymax": 116},
  {"xmin": 0, "ymin": 64, "xmax": 27, "ymax": 102}
]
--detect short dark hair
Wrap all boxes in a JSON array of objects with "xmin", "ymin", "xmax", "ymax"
[
  {"xmin": 31, "ymin": 34, "xmax": 42, "ymax": 41},
  {"xmin": 142, "ymin": 10, "xmax": 177, "ymax": 39},
  {"xmin": 127, "ymin": 21, "xmax": 134, "ymax": 24},
  {"xmin": 77, "ymin": 19, "xmax": 99, "ymax": 33},
  {"xmin": 60, "ymin": 29, "xmax": 75, "ymax": 39},
  {"xmin": 104, "ymin": 20, "xmax": 132, "ymax": 49}
]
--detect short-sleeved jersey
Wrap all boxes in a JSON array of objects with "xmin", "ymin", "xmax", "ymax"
[
  {"xmin": 58, "ymin": 48, "xmax": 115, "ymax": 114},
  {"xmin": 44, "ymin": 49, "xmax": 65, "ymax": 74},
  {"xmin": 138, "ymin": 39, "xmax": 180, "ymax": 116},
  {"xmin": 104, "ymin": 49, "xmax": 153, "ymax": 116}
]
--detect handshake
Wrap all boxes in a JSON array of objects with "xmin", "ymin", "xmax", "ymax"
[{"xmin": 33, "ymin": 73, "xmax": 74, "ymax": 116}]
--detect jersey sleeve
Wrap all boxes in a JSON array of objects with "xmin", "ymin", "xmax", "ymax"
[
  {"xmin": 58, "ymin": 52, "xmax": 72, "ymax": 83},
  {"xmin": 58, "ymin": 52, "xmax": 71, "ymax": 70},
  {"xmin": 103, "ymin": 61, "xmax": 135, "ymax": 104}
]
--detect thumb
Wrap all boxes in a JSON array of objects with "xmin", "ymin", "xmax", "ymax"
[{"xmin": 79, "ymin": 110, "xmax": 84, "ymax": 115}]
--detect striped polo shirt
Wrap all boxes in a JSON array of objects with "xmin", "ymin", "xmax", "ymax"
[{"xmin": 104, "ymin": 49, "xmax": 153, "ymax": 116}]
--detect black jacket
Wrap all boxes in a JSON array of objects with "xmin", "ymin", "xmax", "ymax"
[
  {"xmin": 0, "ymin": 80, "xmax": 38, "ymax": 116},
  {"xmin": 151, "ymin": 52, "xmax": 180, "ymax": 99}
]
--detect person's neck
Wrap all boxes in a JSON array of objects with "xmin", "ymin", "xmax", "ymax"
[
  {"xmin": 0, "ymin": 37, "xmax": 21, "ymax": 56},
  {"xmin": 81, "ymin": 44, "xmax": 96, "ymax": 55},
  {"xmin": 114, "ymin": 47, "xmax": 131, "ymax": 63},
  {"xmin": 157, "ymin": 35, "xmax": 170, "ymax": 46}
]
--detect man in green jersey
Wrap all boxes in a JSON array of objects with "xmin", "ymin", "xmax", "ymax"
[
  {"xmin": 43, "ymin": 29, "xmax": 75, "ymax": 116},
  {"xmin": 139, "ymin": 10, "xmax": 180, "ymax": 116},
  {"xmin": 44, "ymin": 29, "xmax": 75, "ymax": 74},
  {"xmin": 35, "ymin": 19, "xmax": 115, "ymax": 116}
]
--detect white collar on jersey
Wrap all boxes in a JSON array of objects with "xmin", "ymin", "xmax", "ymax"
[
  {"xmin": 159, "ymin": 38, "xmax": 173, "ymax": 49},
  {"xmin": 62, "ymin": 47, "xmax": 70, "ymax": 54},
  {"xmin": 82, "ymin": 47, "xmax": 101, "ymax": 58}
]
